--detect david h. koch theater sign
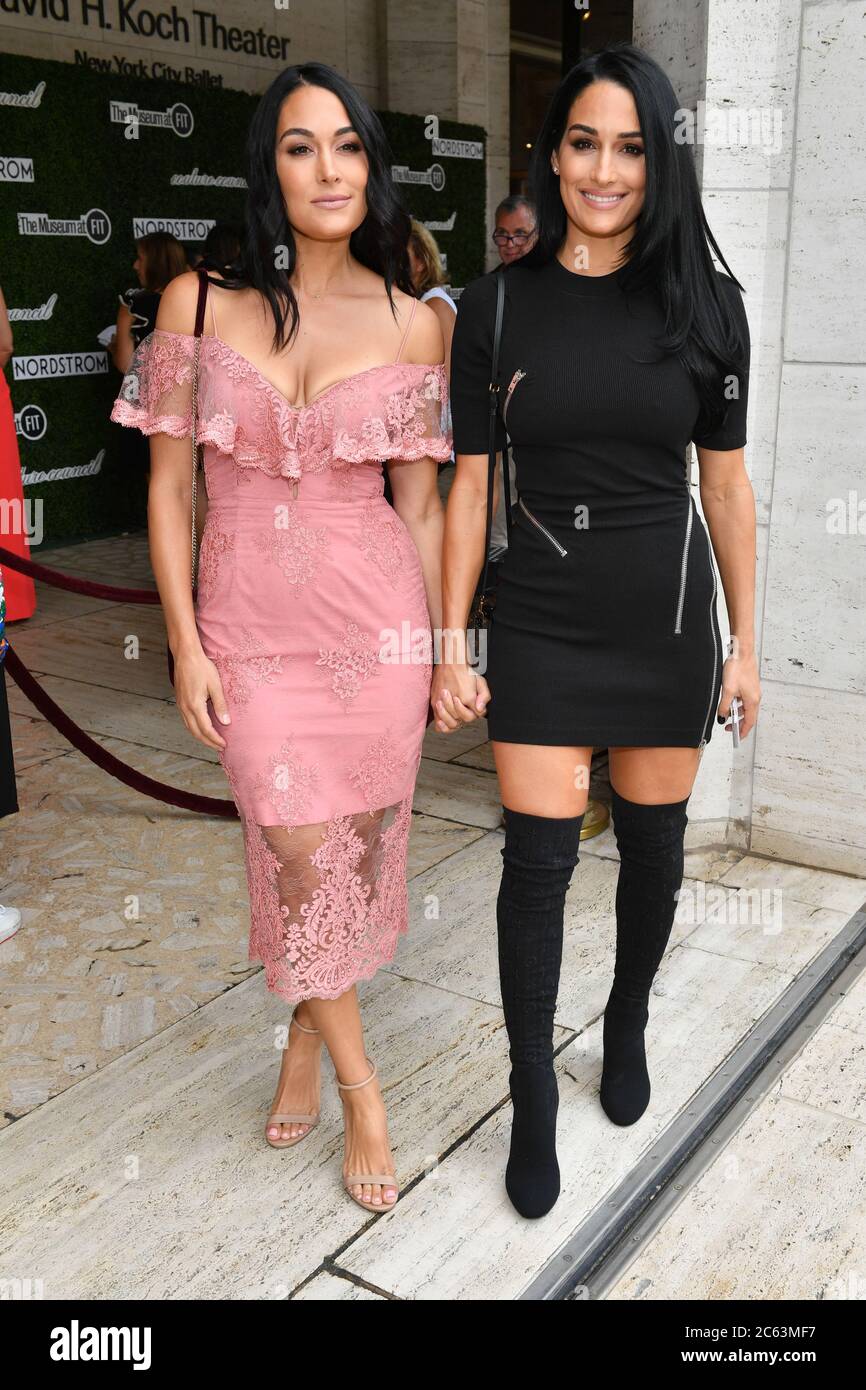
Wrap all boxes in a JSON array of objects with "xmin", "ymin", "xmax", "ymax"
[{"xmin": 3, "ymin": 0, "xmax": 293, "ymax": 84}]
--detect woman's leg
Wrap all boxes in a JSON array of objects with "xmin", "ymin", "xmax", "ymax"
[
  {"xmin": 258, "ymin": 811, "xmax": 400, "ymax": 1212},
  {"xmin": 268, "ymin": 985, "xmax": 398, "ymax": 1208},
  {"xmin": 491, "ymin": 743, "xmax": 592, "ymax": 1218},
  {"xmin": 266, "ymin": 995, "xmax": 324, "ymax": 1142},
  {"xmin": 303, "ymin": 988, "xmax": 398, "ymax": 1208},
  {"xmin": 602, "ymin": 746, "xmax": 701, "ymax": 1125},
  {"xmin": 261, "ymin": 814, "xmax": 399, "ymax": 1208}
]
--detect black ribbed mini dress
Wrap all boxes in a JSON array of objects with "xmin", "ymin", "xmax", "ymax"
[{"xmin": 449, "ymin": 255, "xmax": 750, "ymax": 748}]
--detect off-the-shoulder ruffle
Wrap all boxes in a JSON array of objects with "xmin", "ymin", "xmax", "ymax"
[
  {"xmin": 110, "ymin": 329, "xmax": 453, "ymax": 476},
  {"xmin": 329, "ymin": 365, "xmax": 453, "ymax": 466},
  {"xmin": 110, "ymin": 328, "xmax": 195, "ymax": 437},
  {"xmin": 110, "ymin": 399, "xmax": 190, "ymax": 438}
]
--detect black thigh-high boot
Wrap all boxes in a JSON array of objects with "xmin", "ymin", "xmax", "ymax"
[
  {"xmin": 497, "ymin": 806, "xmax": 585, "ymax": 1218},
  {"xmin": 600, "ymin": 786, "xmax": 690, "ymax": 1126}
]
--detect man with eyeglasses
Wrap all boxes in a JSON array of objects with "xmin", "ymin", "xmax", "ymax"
[{"xmin": 492, "ymin": 195, "xmax": 538, "ymax": 266}]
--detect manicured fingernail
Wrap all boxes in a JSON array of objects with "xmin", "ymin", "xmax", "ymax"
[
  {"xmin": 219, "ymin": 714, "xmax": 230, "ymax": 723},
  {"xmin": 717, "ymin": 714, "xmax": 725, "ymax": 723}
]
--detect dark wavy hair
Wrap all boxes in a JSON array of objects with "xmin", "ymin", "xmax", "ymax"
[
  {"xmin": 216, "ymin": 62, "xmax": 413, "ymax": 350},
  {"xmin": 198, "ymin": 221, "xmax": 243, "ymax": 274},
  {"xmin": 521, "ymin": 42, "xmax": 748, "ymax": 432}
]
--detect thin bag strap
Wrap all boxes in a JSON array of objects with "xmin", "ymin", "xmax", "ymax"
[
  {"xmin": 495, "ymin": 276, "xmax": 513, "ymax": 535},
  {"xmin": 477, "ymin": 271, "xmax": 507, "ymax": 613},
  {"xmin": 394, "ymin": 296, "xmax": 418, "ymax": 363},
  {"xmin": 190, "ymin": 267, "xmax": 209, "ymax": 591}
]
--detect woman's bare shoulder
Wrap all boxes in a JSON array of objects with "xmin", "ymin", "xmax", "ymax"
[
  {"xmin": 401, "ymin": 294, "xmax": 445, "ymax": 366},
  {"xmin": 155, "ymin": 271, "xmax": 206, "ymax": 334}
]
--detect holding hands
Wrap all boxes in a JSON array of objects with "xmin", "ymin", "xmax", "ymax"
[{"xmin": 431, "ymin": 660, "xmax": 491, "ymax": 733}]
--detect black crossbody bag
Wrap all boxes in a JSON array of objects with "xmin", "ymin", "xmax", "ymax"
[{"xmin": 469, "ymin": 271, "xmax": 513, "ymax": 629}]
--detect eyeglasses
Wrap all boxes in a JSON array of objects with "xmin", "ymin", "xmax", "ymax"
[{"xmin": 492, "ymin": 229, "xmax": 534, "ymax": 246}]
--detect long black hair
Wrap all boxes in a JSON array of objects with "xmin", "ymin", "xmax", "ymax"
[
  {"xmin": 521, "ymin": 43, "xmax": 748, "ymax": 432},
  {"xmin": 217, "ymin": 62, "xmax": 413, "ymax": 351}
]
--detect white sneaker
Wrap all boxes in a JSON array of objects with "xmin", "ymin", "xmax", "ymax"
[{"xmin": 0, "ymin": 904, "xmax": 21, "ymax": 944}]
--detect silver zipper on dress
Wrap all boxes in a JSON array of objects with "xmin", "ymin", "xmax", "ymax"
[
  {"xmin": 518, "ymin": 496, "xmax": 568, "ymax": 556},
  {"xmin": 501, "ymin": 369, "xmax": 526, "ymax": 427},
  {"xmin": 673, "ymin": 492, "xmax": 694, "ymax": 634},
  {"xmin": 698, "ymin": 545, "xmax": 720, "ymax": 751}
]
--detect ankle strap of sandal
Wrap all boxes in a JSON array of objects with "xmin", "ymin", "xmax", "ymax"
[
  {"xmin": 336, "ymin": 1058, "xmax": 377, "ymax": 1090},
  {"xmin": 291, "ymin": 1010, "xmax": 319, "ymax": 1035}
]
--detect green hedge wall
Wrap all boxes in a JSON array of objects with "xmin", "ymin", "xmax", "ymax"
[
  {"xmin": 0, "ymin": 53, "xmax": 485, "ymax": 546},
  {"xmin": 378, "ymin": 109, "xmax": 487, "ymax": 292}
]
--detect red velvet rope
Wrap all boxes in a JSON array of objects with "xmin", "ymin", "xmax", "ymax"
[
  {"xmin": 0, "ymin": 544, "xmax": 162, "ymax": 603},
  {"xmin": 3, "ymin": 645, "xmax": 239, "ymax": 818},
  {"xmin": 0, "ymin": 543, "xmax": 237, "ymax": 815}
]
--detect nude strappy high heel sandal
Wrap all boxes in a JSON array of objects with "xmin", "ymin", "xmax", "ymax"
[
  {"xmin": 336, "ymin": 1058, "xmax": 400, "ymax": 1211},
  {"xmin": 265, "ymin": 1007, "xmax": 322, "ymax": 1149}
]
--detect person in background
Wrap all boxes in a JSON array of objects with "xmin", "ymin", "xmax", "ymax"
[
  {"xmin": 492, "ymin": 194, "xmax": 538, "ymax": 267},
  {"xmin": 110, "ymin": 231, "xmax": 188, "ymax": 374},
  {"xmin": 402, "ymin": 220, "xmax": 457, "ymax": 506},
  {"xmin": 407, "ymin": 219, "xmax": 457, "ymax": 380},
  {"xmin": 0, "ymin": 284, "xmax": 35, "ymax": 622},
  {"xmin": 0, "ymin": 555, "xmax": 20, "ymax": 945},
  {"xmin": 110, "ymin": 233, "xmax": 188, "ymax": 489},
  {"xmin": 195, "ymin": 222, "xmax": 243, "ymax": 275},
  {"xmin": 0, "ymin": 286, "xmax": 21, "ymax": 944}
]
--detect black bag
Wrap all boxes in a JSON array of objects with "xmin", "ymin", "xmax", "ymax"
[{"xmin": 468, "ymin": 270, "xmax": 512, "ymax": 631}]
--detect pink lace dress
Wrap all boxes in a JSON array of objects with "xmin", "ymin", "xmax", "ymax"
[{"xmin": 110, "ymin": 304, "xmax": 452, "ymax": 1003}]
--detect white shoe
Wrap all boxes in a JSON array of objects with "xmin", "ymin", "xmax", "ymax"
[{"xmin": 0, "ymin": 904, "xmax": 21, "ymax": 944}]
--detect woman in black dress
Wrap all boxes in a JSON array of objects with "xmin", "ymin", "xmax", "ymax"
[
  {"xmin": 111, "ymin": 231, "xmax": 189, "ymax": 372},
  {"xmin": 110, "ymin": 232, "xmax": 188, "ymax": 483},
  {"xmin": 435, "ymin": 44, "xmax": 758, "ymax": 1218}
]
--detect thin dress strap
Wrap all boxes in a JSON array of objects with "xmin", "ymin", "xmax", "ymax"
[
  {"xmin": 393, "ymin": 297, "xmax": 418, "ymax": 364},
  {"xmin": 192, "ymin": 268, "xmax": 209, "ymax": 338}
]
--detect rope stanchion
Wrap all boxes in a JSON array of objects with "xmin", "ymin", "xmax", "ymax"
[{"xmin": 3, "ymin": 645, "xmax": 239, "ymax": 818}]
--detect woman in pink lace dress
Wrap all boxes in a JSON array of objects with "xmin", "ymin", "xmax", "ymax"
[{"xmin": 111, "ymin": 65, "xmax": 451, "ymax": 1213}]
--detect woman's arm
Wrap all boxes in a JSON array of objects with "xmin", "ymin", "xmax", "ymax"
[
  {"xmin": 0, "ymin": 286, "xmax": 13, "ymax": 369},
  {"xmin": 387, "ymin": 454, "xmax": 444, "ymax": 640},
  {"xmin": 697, "ymin": 443, "xmax": 761, "ymax": 740},
  {"xmin": 111, "ymin": 301, "xmax": 136, "ymax": 373},
  {"xmin": 146, "ymin": 271, "xmax": 229, "ymax": 750},
  {"xmin": 430, "ymin": 275, "xmax": 504, "ymax": 732},
  {"xmin": 387, "ymin": 301, "xmax": 446, "ymax": 642},
  {"xmin": 431, "ymin": 445, "xmax": 494, "ymax": 729}
]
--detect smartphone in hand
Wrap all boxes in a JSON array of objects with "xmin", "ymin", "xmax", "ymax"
[{"xmin": 730, "ymin": 696, "xmax": 744, "ymax": 748}]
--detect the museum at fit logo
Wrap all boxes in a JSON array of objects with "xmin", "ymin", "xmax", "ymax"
[
  {"xmin": 17, "ymin": 208, "xmax": 112, "ymax": 244},
  {"xmin": 110, "ymin": 97, "xmax": 194, "ymax": 137}
]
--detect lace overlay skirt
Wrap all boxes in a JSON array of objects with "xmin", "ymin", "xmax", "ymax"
[{"xmin": 196, "ymin": 451, "xmax": 432, "ymax": 1003}]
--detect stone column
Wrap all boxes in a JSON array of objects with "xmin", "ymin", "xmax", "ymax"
[
  {"xmin": 634, "ymin": 0, "xmax": 865, "ymax": 871},
  {"xmin": 378, "ymin": 0, "xmax": 510, "ymax": 274}
]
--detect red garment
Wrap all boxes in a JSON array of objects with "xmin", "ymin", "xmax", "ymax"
[{"xmin": 0, "ymin": 366, "xmax": 36, "ymax": 621}]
